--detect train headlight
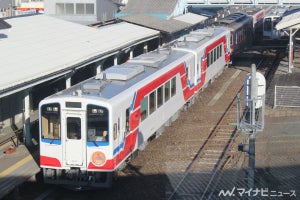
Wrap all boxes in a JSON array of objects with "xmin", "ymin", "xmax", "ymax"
[{"xmin": 91, "ymin": 151, "xmax": 106, "ymax": 166}]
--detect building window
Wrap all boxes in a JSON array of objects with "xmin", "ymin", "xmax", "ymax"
[
  {"xmin": 56, "ymin": 3, "xmax": 64, "ymax": 15},
  {"xmin": 65, "ymin": 3, "xmax": 74, "ymax": 15},
  {"xmin": 86, "ymin": 3, "xmax": 94, "ymax": 14},
  {"xmin": 76, "ymin": 3, "xmax": 84, "ymax": 14}
]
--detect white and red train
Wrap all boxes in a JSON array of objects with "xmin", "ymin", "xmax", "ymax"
[{"xmin": 39, "ymin": 27, "xmax": 231, "ymax": 188}]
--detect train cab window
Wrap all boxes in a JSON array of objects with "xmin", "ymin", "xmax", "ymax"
[
  {"xmin": 164, "ymin": 81, "xmax": 170, "ymax": 102},
  {"xmin": 141, "ymin": 96, "xmax": 148, "ymax": 121},
  {"xmin": 41, "ymin": 103, "xmax": 61, "ymax": 140},
  {"xmin": 157, "ymin": 85, "xmax": 163, "ymax": 108},
  {"xmin": 171, "ymin": 77, "xmax": 176, "ymax": 97},
  {"xmin": 87, "ymin": 105, "xmax": 109, "ymax": 142},
  {"xmin": 67, "ymin": 117, "xmax": 81, "ymax": 140},
  {"xmin": 149, "ymin": 91, "xmax": 156, "ymax": 114},
  {"xmin": 264, "ymin": 18, "xmax": 272, "ymax": 31}
]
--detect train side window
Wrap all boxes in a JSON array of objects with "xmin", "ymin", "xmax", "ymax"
[
  {"xmin": 164, "ymin": 81, "xmax": 170, "ymax": 102},
  {"xmin": 207, "ymin": 53, "xmax": 211, "ymax": 67},
  {"xmin": 141, "ymin": 96, "xmax": 148, "ymax": 121},
  {"xmin": 214, "ymin": 48, "xmax": 217, "ymax": 62},
  {"xmin": 149, "ymin": 91, "xmax": 156, "ymax": 114},
  {"xmin": 171, "ymin": 77, "xmax": 176, "ymax": 97},
  {"xmin": 126, "ymin": 108, "xmax": 130, "ymax": 133},
  {"xmin": 41, "ymin": 104, "xmax": 61, "ymax": 140},
  {"xmin": 209, "ymin": 51, "xmax": 213, "ymax": 67},
  {"xmin": 113, "ymin": 123, "xmax": 117, "ymax": 140},
  {"xmin": 157, "ymin": 85, "xmax": 163, "ymax": 108}
]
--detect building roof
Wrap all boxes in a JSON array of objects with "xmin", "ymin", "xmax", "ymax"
[
  {"xmin": 119, "ymin": 13, "xmax": 191, "ymax": 34},
  {"xmin": 276, "ymin": 9, "xmax": 300, "ymax": 30},
  {"xmin": 120, "ymin": 0, "xmax": 178, "ymax": 18},
  {"xmin": 119, "ymin": 12, "xmax": 207, "ymax": 34},
  {"xmin": 0, "ymin": 15, "xmax": 159, "ymax": 97},
  {"xmin": 174, "ymin": 13, "xmax": 208, "ymax": 24}
]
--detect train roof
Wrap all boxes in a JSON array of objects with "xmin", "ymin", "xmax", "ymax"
[
  {"xmin": 47, "ymin": 27, "xmax": 228, "ymax": 102},
  {"xmin": 218, "ymin": 12, "xmax": 247, "ymax": 24},
  {"xmin": 216, "ymin": 12, "xmax": 251, "ymax": 30}
]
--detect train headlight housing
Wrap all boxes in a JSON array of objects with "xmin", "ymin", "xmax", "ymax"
[{"xmin": 91, "ymin": 151, "xmax": 106, "ymax": 167}]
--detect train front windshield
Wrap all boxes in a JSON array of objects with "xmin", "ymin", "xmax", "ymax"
[
  {"xmin": 41, "ymin": 103, "xmax": 61, "ymax": 140},
  {"xmin": 87, "ymin": 105, "xmax": 109, "ymax": 143},
  {"xmin": 264, "ymin": 18, "xmax": 272, "ymax": 31}
]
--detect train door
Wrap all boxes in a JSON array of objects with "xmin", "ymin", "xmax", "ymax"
[
  {"xmin": 186, "ymin": 55, "xmax": 196, "ymax": 88},
  {"xmin": 112, "ymin": 116, "xmax": 121, "ymax": 163},
  {"xmin": 63, "ymin": 112, "xmax": 86, "ymax": 167}
]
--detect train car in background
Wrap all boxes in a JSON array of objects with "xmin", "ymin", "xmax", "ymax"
[
  {"xmin": 39, "ymin": 27, "xmax": 231, "ymax": 189},
  {"xmin": 215, "ymin": 12, "xmax": 253, "ymax": 55},
  {"xmin": 244, "ymin": 7, "xmax": 265, "ymax": 32},
  {"xmin": 263, "ymin": 7, "xmax": 289, "ymax": 40}
]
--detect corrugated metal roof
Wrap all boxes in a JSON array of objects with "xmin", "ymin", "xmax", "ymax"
[
  {"xmin": 0, "ymin": 15, "xmax": 159, "ymax": 96},
  {"xmin": 119, "ymin": 13, "xmax": 191, "ymax": 34},
  {"xmin": 174, "ymin": 13, "xmax": 208, "ymax": 25},
  {"xmin": 121, "ymin": 0, "xmax": 178, "ymax": 17}
]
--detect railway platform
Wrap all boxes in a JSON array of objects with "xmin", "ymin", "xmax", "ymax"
[{"xmin": 0, "ymin": 142, "xmax": 40, "ymax": 199}]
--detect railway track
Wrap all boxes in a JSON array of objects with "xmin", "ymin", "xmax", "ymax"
[{"xmin": 165, "ymin": 51, "xmax": 280, "ymax": 200}]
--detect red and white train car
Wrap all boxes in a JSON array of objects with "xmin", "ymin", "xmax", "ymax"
[{"xmin": 39, "ymin": 27, "xmax": 231, "ymax": 188}]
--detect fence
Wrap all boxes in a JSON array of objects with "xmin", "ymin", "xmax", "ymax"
[{"xmin": 274, "ymin": 85, "xmax": 300, "ymax": 108}]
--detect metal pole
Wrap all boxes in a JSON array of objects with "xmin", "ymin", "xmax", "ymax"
[
  {"xmin": 24, "ymin": 90, "xmax": 32, "ymax": 146},
  {"xmin": 248, "ymin": 64, "xmax": 257, "ymax": 199},
  {"xmin": 288, "ymin": 29, "xmax": 294, "ymax": 73}
]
